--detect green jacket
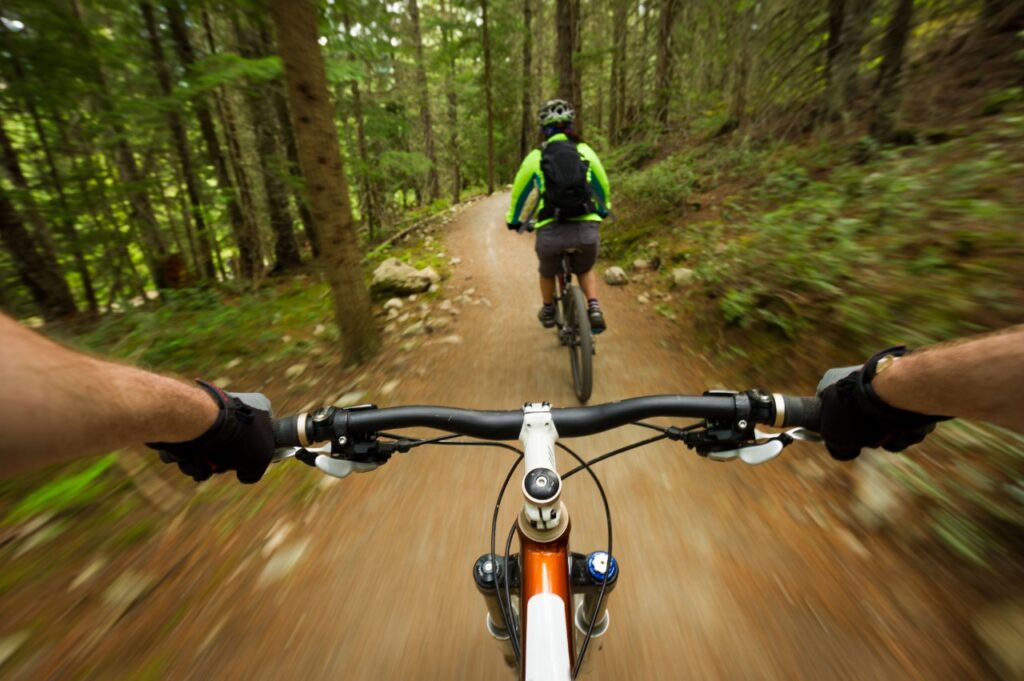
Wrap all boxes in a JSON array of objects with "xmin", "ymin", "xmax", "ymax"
[{"xmin": 506, "ymin": 133, "xmax": 612, "ymax": 228}]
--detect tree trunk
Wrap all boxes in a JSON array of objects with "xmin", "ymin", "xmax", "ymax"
[
  {"xmin": 0, "ymin": 120, "xmax": 61, "ymax": 265},
  {"xmin": 1, "ymin": 42, "xmax": 99, "ymax": 313},
  {"xmin": 610, "ymin": 0, "xmax": 628, "ymax": 142},
  {"xmin": 202, "ymin": 8, "xmax": 263, "ymax": 279},
  {"xmin": 871, "ymin": 0, "xmax": 914, "ymax": 140},
  {"xmin": 981, "ymin": 0, "xmax": 1024, "ymax": 32},
  {"xmin": 342, "ymin": 10, "xmax": 383, "ymax": 239},
  {"xmin": 269, "ymin": 0, "xmax": 379, "ymax": 362},
  {"xmin": 231, "ymin": 19, "xmax": 296, "ymax": 274},
  {"xmin": 654, "ymin": 0, "xmax": 681, "ymax": 129},
  {"xmin": 408, "ymin": 0, "xmax": 441, "ymax": 201},
  {"xmin": 442, "ymin": 0, "xmax": 462, "ymax": 205},
  {"xmin": 141, "ymin": 1, "xmax": 214, "ymax": 279},
  {"xmin": 570, "ymin": 0, "xmax": 582, "ymax": 131},
  {"xmin": 825, "ymin": 0, "xmax": 873, "ymax": 122},
  {"xmin": 519, "ymin": 0, "xmax": 534, "ymax": 159},
  {"xmin": 165, "ymin": 1, "xmax": 248, "ymax": 276},
  {"xmin": 481, "ymin": 0, "xmax": 496, "ymax": 194},
  {"xmin": 824, "ymin": 0, "xmax": 845, "ymax": 88},
  {"xmin": 69, "ymin": 0, "xmax": 165, "ymax": 291},
  {"xmin": 728, "ymin": 5, "xmax": 753, "ymax": 127},
  {"xmin": 535, "ymin": 0, "xmax": 547, "ymax": 112},
  {"xmin": 238, "ymin": 21, "xmax": 301, "ymax": 274},
  {"xmin": 271, "ymin": 80, "xmax": 319, "ymax": 257},
  {"xmin": 555, "ymin": 0, "xmax": 580, "ymax": 112},
  {"xmin": 0, "ymin": 188, "xmax": 77, "ymax": 319},
  {"xmin": 165, "ymin": 152, "xmax": 200, "ymax": 272}
]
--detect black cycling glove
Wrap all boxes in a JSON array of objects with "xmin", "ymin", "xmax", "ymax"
[
  {"xmin": 507, "ymin": 221, "xmax": 521, "ymax": 231},
  {"xmin": 819, "ymin": 347, "xmax": 949, "ymax": 461},
  {"xmin": 148, "ymin": 380, "xmax": 275, "ymax": 484}
]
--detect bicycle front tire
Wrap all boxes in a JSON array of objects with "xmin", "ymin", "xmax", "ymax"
[{"xmin": 566, "ymin": 286, "xmax": 593, "ymax": 403}]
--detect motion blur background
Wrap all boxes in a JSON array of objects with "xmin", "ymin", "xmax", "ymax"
[{"xmin": 0, "ymin": 0, "xmax": 1022, "ymax": 678}]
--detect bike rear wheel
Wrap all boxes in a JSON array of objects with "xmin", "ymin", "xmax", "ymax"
[{"xmin": 565, "ymin": 286, "xmax": 593, "ymax": 403}]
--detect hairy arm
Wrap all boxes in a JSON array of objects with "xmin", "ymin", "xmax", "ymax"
[
  {"xmin": 0, "ymin": 313, "xmax": 219, "ymax": 476},
  {"xmin": 873, "ymin": 325, "xmax": 1024, "ymax": 434}
]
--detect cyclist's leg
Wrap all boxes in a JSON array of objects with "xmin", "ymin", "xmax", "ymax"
[
  {"xmin": 567, "ymin": 222, "xmax": 606, "ymax": 333},
  {"xmin": 578, "ymin": 270, "xmax": 598, "ymax": 301},
  {"xmin": 535, "ymin": 227, "xmax": 563, "ymax": 327}
]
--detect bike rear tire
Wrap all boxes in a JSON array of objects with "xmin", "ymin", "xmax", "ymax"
[{"xmin": 565, "ymin": 286, "xmax": 594, "ymax": 403}]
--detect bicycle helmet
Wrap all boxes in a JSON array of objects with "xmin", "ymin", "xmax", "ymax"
[{"xmin": 538, "ymin": 99, "xmax": 575, "ymax": 126}]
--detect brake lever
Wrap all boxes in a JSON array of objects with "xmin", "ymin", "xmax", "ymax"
[
  {"xmin": 715, "ymin": 427, "xmax": 822, "ymax": 464},
  {"xmin": 272, "ymin": 442, "xmax": 331, "ymax": 463},
  {"xmin": 754, "ymin": 427, "xmax": 823, "ymax": 443}
]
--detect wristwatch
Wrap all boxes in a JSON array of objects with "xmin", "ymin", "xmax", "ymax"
[{"xmin": 874, "ymin": 353, "xmax": 902, "ymax": 376}]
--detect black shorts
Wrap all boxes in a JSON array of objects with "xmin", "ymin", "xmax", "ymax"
[{"xmin": 535, "ymin": 221, "xmax": 600, "ymax": 278}]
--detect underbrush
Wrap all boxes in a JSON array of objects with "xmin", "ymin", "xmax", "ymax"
[
  {"xmin": 611, "ymin": 112, "xmax": 1024, "ymax": 351},
  {"xmin": 611, "ymin": 111, "xmax": 1024, "ymax": 568},
  {"xmin": 686, "ymin": 113, "xmax": 1024, "ymax": 349},
  {"xmin": 58, "ymin": 278, "xmax": 336, "ymax": 376}
]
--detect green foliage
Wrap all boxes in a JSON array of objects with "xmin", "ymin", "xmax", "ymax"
[
  {"xmin": 604, "ymin": 140, "xmax": 658, "ymax": 171},
  {"xmin": 617, "ymin": 154, "xmax": 699, "ymax": 216},
  {"xmin": 982, "ymin": 87, "xmax": 1024, "ymax": 116},
  {"xmin": 325, "ymin": 59, "xmax": 366, "ymax": 85},
  {"xmin": 187, "ymin": 54, "xmax": 283, "ymax": 94},
  {"xmin": 614, "ymin": 116, "xmax": 1024, "ymax": 568},
  {"xmin": 69, "ymin": 279, "xmax": 335, "ymax": 375},
  {"xmin": 670, "ymin": 119, "xmax": 1024, "ymax": 347},
  {"xmin": 378, "ymin": 151, "xmax": 433, "ymax": 196},
  {"xmin": 5, "ymin": 455, "xmax": 116, "ymax": 523}
]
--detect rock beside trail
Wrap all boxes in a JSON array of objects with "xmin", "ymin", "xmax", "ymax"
[
  {"xmin": 427, "ymin": 316, "xmax": 452, "ymax": 332},
  {"xmin": 370, "ymin": 258, "xmax": 441, "ymax": 296},
  {"xmin": 632, "ymin": 258, "xmax": 658, "ymax": 273},
  {"xmin": 671, "ymin": 267, "xmax": 695, "ymax": 288},
  {"xmin": 383, "ymin": 297, "xmax": 404, "ymax": 311},
  {"xmin": 851, "ymin": 449, "xmax": 909, "ymax": 529},
  {"xmin": 604, "ymin": 266, "xmax": 628, "ymax": 285},
  {"xmin": 402, "ymin": 321, "xmax": 426, "ymax": 337}
]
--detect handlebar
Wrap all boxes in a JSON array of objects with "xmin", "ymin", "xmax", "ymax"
[{"xmin": 271, "ymin": 392, "xmax": 822, "ymax": 449}]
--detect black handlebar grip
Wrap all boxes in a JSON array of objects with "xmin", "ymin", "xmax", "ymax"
[
  {"xmin": 272, "ymin": 416, "xmax": 302, "ymax": 448},
  {"xmin": 781, "ymin": 396, "xmax": 822, "ymax": 432}
]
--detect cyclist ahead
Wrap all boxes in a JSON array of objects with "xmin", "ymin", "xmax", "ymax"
[{"xmin": 506, "ymin": 99, "xmax": 612, "ymax": 334}]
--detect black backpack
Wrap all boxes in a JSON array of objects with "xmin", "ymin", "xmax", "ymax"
[{"xmin": 539, "ymin": 140, "xmax": 595, "ymax": 221}]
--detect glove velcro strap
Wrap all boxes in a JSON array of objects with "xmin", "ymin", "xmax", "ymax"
[
  {"xmin": 852, "ymin": 346, "xmax": 949, "ymax": 430},
  {"xmin": 146, "ymin": 379, "xmax": 245, "ymax": 454}
]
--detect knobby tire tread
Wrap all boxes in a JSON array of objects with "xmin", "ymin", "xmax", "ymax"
[{"xmin": 568, "ymin": 286, "xmax": 593, "ymax": 403}]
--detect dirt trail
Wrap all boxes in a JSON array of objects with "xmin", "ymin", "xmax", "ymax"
[
  {"xmin": 12, "ymin": 194, "xmax": 988, "ymax": 679},
  {"xmin": 182, "ymin": 193, "xmax": 986, "ymax": 680}
]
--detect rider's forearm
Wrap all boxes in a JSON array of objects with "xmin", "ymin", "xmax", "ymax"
[
  {"xmin": 0, "ymin": 314, "xmax": 218, "ymax": 475},
  {"xmin": 872, "ymin": 325, "xmax": 1024, "ymax": 434}
]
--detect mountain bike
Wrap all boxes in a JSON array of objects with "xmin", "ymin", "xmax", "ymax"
[
  {"xmin": 517, "ymin": 220, "xmax": 594, "ymax": 404},
  {"xmin": 269, "ymin": 373, "xmax": 840, "ymax": 680}
]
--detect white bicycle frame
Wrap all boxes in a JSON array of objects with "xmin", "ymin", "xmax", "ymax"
[{"xmin": 518, "ymin": 403, "xmax": 573, "ymax": 681}]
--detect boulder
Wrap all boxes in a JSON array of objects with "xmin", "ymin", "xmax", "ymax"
[
  {"xmin": 671, "ymin": 267, "xmax": 695, "ymax": 288},
  {"xmin": 402, "ymin": 321, "xmax": 426, "ymax": 337},
  {"xmin": 604, "ymin": 266, "xmax": 629, "ymax": 286},
  {"xmin": 370, "ymin": 258, "xmax": 438, "ymax": 296},
  {"xmin": 851, "ymin": 449, "xmax": 909, "ymax": 529},
  {"xmin": 427, "ymin": 316, "xmax": 452, "ymax": 333},
  {"xmin": 383, "ymin": 297, "xmax": 404, "ymax": 311},
  {"xmin": 632, "ymin": 258, "xmax": 658, "ymax": 273}
]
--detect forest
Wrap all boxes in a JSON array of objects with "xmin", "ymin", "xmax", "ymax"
[{"xmin": 1, "ymin": 0, "xmax": 1023, "ymax": 678}]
